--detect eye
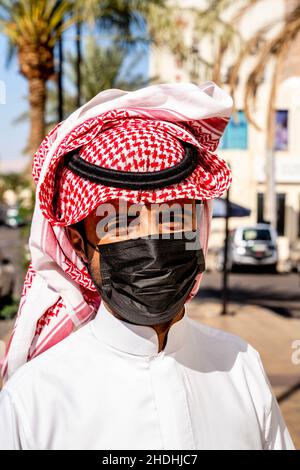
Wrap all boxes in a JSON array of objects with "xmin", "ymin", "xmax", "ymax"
[
  {"xmin": 105, "ymin": 215, "xmax": 137, "ymax": 232},
  {"xmin": 158, "ymin": 212, "xmax": 186, "ymax": 225}
]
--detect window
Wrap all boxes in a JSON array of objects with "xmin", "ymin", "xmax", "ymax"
[
  {"xmin": 219, "ymin": 110, "xmax": 248, "ymax": 150},
  {"xmin": 256, "ymin": 192, "xmax": 286, "ymax": 236},
  {"xmin": 257, "ymin": 193, "xmax": 264, "ymax": 224},
  {"xmin": 242, "ymin": 228, "xmax": 272, "ymax": 241},
  {"xmin": 274, "ymin": 110, "xmax": 288, "ymax": 151},
  {"xmin": 276, "ymin": 193, "xmax": 286, "ymax": 236}
]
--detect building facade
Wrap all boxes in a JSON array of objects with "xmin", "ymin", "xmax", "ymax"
[{"xmin": 149, "ymin": 0, "xmax": 300, "ymax": 266}]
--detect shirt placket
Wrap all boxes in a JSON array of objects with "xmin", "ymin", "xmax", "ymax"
[{"xmin": 148, "ymin": 352, "xmax": 195, "ymax": 449}]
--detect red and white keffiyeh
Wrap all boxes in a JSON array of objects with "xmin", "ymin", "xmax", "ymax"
[{"xmin": 1, "ymin": 81, "xmax": 233, "ymax": 383}]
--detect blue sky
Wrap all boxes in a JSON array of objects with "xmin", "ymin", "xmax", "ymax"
[
  {"xmin": 0, "ymin": 23, "xmax": 149, "ymax": 171},
  {"xmin": 0, "ymin": 34, "xmax": 29, "ymax": 168}
]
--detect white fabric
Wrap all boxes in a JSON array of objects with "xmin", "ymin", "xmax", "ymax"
[{"xmin": 0, "ymin": 301, "xmax": 295, "ymax": 450}]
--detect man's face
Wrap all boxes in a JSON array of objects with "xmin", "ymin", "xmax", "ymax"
[{"xmin": 66, "ymin": 198, "xmax": 197, "ymax": 287}]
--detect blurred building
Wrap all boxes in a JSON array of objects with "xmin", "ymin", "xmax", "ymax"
[{"xmin": 150, "ymin": 0, "xmax": 300, "ymax": 268}]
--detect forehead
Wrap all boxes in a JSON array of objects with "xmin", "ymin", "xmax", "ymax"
[
  {"xmin": 82, "ymin": 198, "xmax": 199, "ymax": 236},
  {"xmin": 94, "ymin": 198, "xmax": 195, "ymax": 213}
]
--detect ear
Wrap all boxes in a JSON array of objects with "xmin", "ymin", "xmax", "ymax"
[{"xmin": 65, "ymin": 225, "xmax": 88, "ymax": 263}]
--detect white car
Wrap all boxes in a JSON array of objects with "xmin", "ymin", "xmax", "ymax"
[
  {"xmin": 290, "ymin": 240, "xmax": 300, "ymax": 273},
  {"xmin": 217, "ymin": 224, "xmax": 278, "ymax": 272}
]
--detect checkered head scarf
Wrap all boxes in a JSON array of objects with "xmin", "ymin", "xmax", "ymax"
[{"xmin": 1, "ymin": 82, "xmax": 233, "ymax": 383}]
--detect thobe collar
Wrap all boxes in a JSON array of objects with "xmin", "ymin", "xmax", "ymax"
[{"xmin": 91, "ymin": 300, "xmax": 188, "ymax": 357}]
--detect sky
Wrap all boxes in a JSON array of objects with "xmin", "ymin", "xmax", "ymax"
[
  {"xmin": 0, "ymin": 34, "xmax": 29, "ymax": 171},
  {"xmin": 0, "ymin": 22, "xmax": 149, "ymax": 173}
]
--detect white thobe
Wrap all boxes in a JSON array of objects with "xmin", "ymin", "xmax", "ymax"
[{"xmin": 0, "ymin": 301, "xmax": 295, "ymax": 450}]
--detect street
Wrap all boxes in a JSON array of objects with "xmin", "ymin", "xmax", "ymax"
[{"xmin": 198, "ymin": 270, "xmax": 300, "ymax": 318}]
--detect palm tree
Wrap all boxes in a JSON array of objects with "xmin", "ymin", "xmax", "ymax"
[
  {"xmin": 191, "ymin": 1, "xmax": 300, "ymax": 228},
  {"xmin": 76, "ymin": 0, "xmax": 177, "ymax": 50},
  {"xmin": 191, "ymin": 0, "xmax": 262, "ymax": 84},
  {"xmin": 0, "ymin": 0, "xmax": 184, "ymax": 160},
  {"xmin": 225, "ymin": 1, "xmax": 300, "ymax": 228},
  {"xmin": 73, "ymin": 0, "xmax": 187, "ymax": 106},
  {"xmin": 45, "ymin": 38, "xmax": 154, "ymax": 126},
  {"xmin": 0, "ymin": 0, "xmax": 75, "ymax": 156},
  {"xmin": 192, "ymin": 0, "xmax": 300, "ymax": 135}
]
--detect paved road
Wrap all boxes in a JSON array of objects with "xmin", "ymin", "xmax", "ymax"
[{"xmin": 197, "ymin": 270, "xmax": 300, "ymax": 318}]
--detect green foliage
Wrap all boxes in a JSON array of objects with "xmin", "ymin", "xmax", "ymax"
[
  {"xmin": 0, "ymin": 0, "xmax": 74, "ymax": 48},
  {"xmin": 46, "ymin": 38, "xmax": 153, "ymax": 123},
  {"xmin": 0, "ymin": 296, "xmax": 19, "ymax": 320}
]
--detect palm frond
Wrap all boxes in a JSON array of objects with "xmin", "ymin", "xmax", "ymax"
[{"xmin": 242, "ymin": 7, "xmax": 300, "ymax": 129}]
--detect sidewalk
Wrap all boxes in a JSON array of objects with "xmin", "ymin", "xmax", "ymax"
[
  {"xmin": 1, "ymin": 305, "xmax": 299, "ymax": 449},
  {"xmin": 186, "ymin": 299, "xmax": 300, "ymax": 449}
]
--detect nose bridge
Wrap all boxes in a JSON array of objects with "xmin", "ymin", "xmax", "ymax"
[
  {"xmin": 139, "ymin": 203, "xmax": 158, "ymax": 235},
  {"xmin": 137, "ymin": 201, "xmax": 197, "ymax": 236}
]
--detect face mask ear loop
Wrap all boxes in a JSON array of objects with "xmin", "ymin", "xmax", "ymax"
[
  {"xmin": 193, "ymin": 199, "xmax": 203, "ymax": 250},
  {"xmin": 82, "ymin": 235, "xmax": 101, "ymax": 269},
  {"xmin": 81, "ymin": 236, "xmax": 104, "ymax": 296}
]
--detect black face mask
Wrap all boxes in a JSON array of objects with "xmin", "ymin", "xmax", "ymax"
[{"xmin": 85, "ymin": 230, "xmax": 205, "ymax": 326}]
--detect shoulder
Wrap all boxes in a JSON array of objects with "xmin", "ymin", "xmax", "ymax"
[
  {"xmin": 2, "ymin": 321, "xmax": 95, "ymax": 397},
  {"xmin": 186, "ymin": 315, "xmax": 252, "ymax": 356},
  {"xmin": 185, "ymin": 316, "xmax": 272, "ymax": 407},
  {"xmin": 186, "ymin": 317, "xmax": 269, "ymax": 390},
  {"xmin": 185, "ymin": 318, "xmax": 295, "ymax": 450}
]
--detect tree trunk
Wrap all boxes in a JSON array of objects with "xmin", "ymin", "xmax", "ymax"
[
  {"xmin": 265, "ymin": 45, "xmax": 287, "ymax": 229},
  {"xmin": 28, "ymin": 77, "xmax": 47, "ymax": 159}
]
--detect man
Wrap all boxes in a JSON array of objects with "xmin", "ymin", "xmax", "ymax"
[{"xmin": 0, "ymin": 83, "xmax": 295, "ymax": 450}]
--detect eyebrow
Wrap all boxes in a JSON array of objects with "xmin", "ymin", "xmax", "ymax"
[{"xmin": 100, "ymin": 213, "xmax": 134, "ymax": 225}]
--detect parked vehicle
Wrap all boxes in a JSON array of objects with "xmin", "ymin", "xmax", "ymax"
[
  {"xmin": 0, "ymin": 203, "xmax": 25, "ymax": 228},
  {"xmin": 290, "ymin": 240, "xmax": 300, "ymax": 273},
  {"xmin": 216, "ymin": 224, "xmax": 278, "ymax": 272},
  {"xmin": 0, "ymin": 249, "xmax": 15, "ymax": 302}
]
